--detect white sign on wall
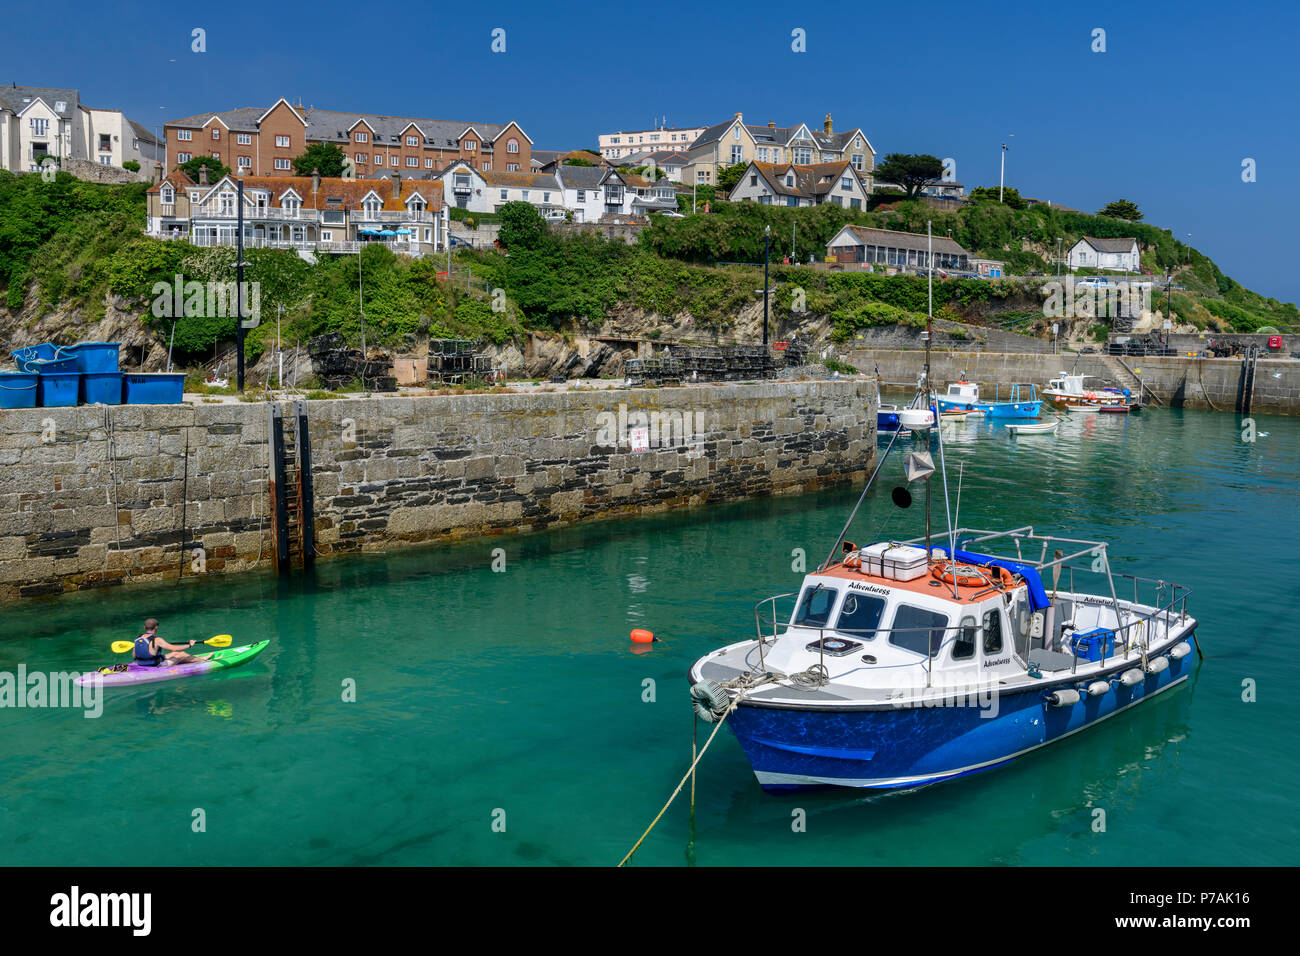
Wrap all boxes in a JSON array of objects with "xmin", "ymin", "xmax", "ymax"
[{"xmin": 629, "ymin": 426, "xmax": 650, "ymax": 452}]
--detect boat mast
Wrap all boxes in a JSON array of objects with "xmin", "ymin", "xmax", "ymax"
[{"xmin": 924, "ymin": 222, "xmax": 932, "ymax": 559}]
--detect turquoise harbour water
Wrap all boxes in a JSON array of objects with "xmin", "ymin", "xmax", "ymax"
[{"xmin": 1, "ymin": 406, "xmax": 1297, "ymax": 866}]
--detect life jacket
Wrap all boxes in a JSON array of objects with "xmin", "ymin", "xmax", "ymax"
[{"xmin": 133, "ymin": 635, "xmax": 163, "ymax": 667}]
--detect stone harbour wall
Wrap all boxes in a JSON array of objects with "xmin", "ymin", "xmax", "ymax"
[{"xmin": 0, "ymin": 380, "xmax": 876, "ymax": 601}]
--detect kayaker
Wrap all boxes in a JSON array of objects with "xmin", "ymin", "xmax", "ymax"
[{"xmin": 132, "ymin": 619, "xmax": 209, "ymax": 667}]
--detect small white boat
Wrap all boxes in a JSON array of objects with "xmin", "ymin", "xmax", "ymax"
[{"xmin": 1006, "ymin": 421, "xmax": 1059, "ymax": 435}]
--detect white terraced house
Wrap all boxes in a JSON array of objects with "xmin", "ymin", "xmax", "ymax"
[
  {"xmin": 0, "ymin": 84, "xmax": 161, "ymax": 173},
  {"xmin": 1067, "ymin": 237, "xmax": 1141, "ymax": 272}
]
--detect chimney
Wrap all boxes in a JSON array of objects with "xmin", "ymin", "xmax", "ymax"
[
  {"xmin": 392, "ymin": 172, "xmax": 401, "ymax": 200},
  {"xmin": 768, "ymin": 121, "xmax": 776, "ymax": 129},
  {"xmin": 824, "ymin": 113, "xmax": 833, "ymax": 135},
  {"xmin": 198, "ymin": 163, "xmax": 209, "ymax": 186},
  {"xmin": 734, "ymin": 111, "xmax": 742, "ymax": 123},
  {"xmin": 153, "ymin": 161, "xmax": 163, "ymax": 184},
  {"xmin": 311, "ymin": 167, "xmax": 320, "ymax": 195}
]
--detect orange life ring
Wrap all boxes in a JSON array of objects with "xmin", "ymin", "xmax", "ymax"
[
  {"xmin": 844, "ymin": 551, "xmax": 863, "ymax": 569},
  {"xmin": 931, "ymin": 561, "xmax": 1015, "ymax": 589}
]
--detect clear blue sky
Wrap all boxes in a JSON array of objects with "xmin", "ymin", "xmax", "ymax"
[{"xmin": 8, "ymin": 0, "xmax": 1298, "ymax": 303}]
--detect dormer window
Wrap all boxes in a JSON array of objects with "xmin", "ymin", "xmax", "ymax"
[
  {"xmin": 283, "ymin": 197, "xmax": 300, "ymax": 217},
  {"xmin": 161, "ymin": 185, "xmax": 175, "ymax": 204},
  {"xmin": 356, "ymin": 131, "xmax": 369, "ymax": 143},
  {"xmin": 407, "ymin": 198, "xmax": 425, "ymax": 214},
  {"xmin": 465, "ymin": 140, "xmax": 477, "ymax": 152},
  {"xmin": 218, "ymin": 191, "xmax": 235, "ymax": 215},
  {"xmin": 406, "ymin": 135, "xmax": 418, "ymax": 147},
  {"xmin": 363, "ymin": 198, "xmax": 381, "ymax": 217},
  {"xmin": 54, "ymin": 100, "xmax": 66, "ymax": 112}
]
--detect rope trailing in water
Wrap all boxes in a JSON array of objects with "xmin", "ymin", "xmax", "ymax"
[
  {"xmin": 618, "ymin": 669, "xmax": 787, "ymax": 867},
  {"xmin": 1196, "ymin": 359, "xmax": 1222, "ymax": 413}
]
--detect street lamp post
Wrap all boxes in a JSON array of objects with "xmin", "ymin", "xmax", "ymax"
[
  {"xmin": 763, "ymin": 225, "xmax": 771, "ymax": 347},
  {"xmin": 999, "ymin": 142, "xmax": 1008, "ymax": 203},
  {"xmin": 1056, "ymin": 237, "xmax": 1063, "ymax": 276},
  {"xmin": 235, "ymin": 171, "xmax": 248, "ymax": 391}
]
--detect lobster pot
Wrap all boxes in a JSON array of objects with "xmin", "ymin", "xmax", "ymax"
[{"xmin": 881, "ymin": 545, "xmax": 929, "ymax": 582}]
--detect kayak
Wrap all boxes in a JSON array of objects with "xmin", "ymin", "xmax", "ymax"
[{"xmin": 75, "ymin": 640, "xmax": 269, "ymax": 688}]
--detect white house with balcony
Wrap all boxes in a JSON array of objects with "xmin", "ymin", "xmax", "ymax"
[
  {"xmin": 437, "ymin": 160, "xmax": 564, "ymax": 220},
  {"xmin": 0, "ymin": 85, "xmax": 161, "ymax": 172},
  {"xmin": 1067, "ymin": 236, "xmax": 1141, "ymax": 272},
  {"xmin": 146, "ymin": 168, "xmax": 447, "ymax": 255}
]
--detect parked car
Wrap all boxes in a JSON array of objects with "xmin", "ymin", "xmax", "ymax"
[
  {"xmin": 1075, "ymin": 277, "xmax": 1114, "ymax": 288},
  {"xmin": 1082, "ymin": 346, "xmax": 1098, "ymax": 354}
]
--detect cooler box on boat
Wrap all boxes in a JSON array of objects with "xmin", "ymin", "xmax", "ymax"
[
  {"xmin": 81, "ymin": 372, "xmax": 123, "ymax": 405},
  {"xmin": 1070, "ymin": 627, "xmax": 1116, "ymax": 662},
  {"xmin": 37, "ymin": 372, "xmax": 81, "ymax": 407},
  {"xmin": 881, "ymin": 544, "xmax": 929, "ymax": 581},
  {"xmin": 122, "ymin": 373, "xmax": 186, "ymax": 405},
  {"xmin": 0, "ymin": 371, "xmax": 39, "ymax": 409},
  {"xmin": 859, "ymin": 542, "xmax": 892, "ymax": 576}
]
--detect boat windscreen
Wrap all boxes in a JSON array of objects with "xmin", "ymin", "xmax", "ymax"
[
  {"xmin": 793, "ymin": 585, "xmax": 838, "ymax": 628},
  {"xmin": 836, "ymin": 592, "xmax": 886, "ymax": 638},
  {"xmin": 888, "ymin": 605, "xmax": 949, "ymax": 657}
]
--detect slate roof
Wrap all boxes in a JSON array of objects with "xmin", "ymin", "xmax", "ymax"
[
  {"xmin": 168, "ymin": 102, "xmax": 527, "ymax": 150},
  {"xmin": 0, "ymin": 85, "xmax": 80, "ymax": 116},
  {"xmin": 692, "ymin": 116, "xmax": 871, "ymax": 156},
  {"xmin": 831, "ymin": 225, "xmax": 969, "ymax": 256},
  {"xmin": 748, "ymin": 161, "xmax": 859, "ymax": 200},
  {"xmin": 1079, "ymin": 236, "xmax": 1138, "ymax": 252},
  {"xmin": 554, "ymin": 164, "xmax": 611, "ymax": 189}
]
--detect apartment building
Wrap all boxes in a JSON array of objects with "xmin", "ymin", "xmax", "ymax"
[
  {"xmin": 164, "ymin": 97, "xmax": 532, "ymax": 179},
  {"xmin": 598, "ymin": 124, "xmax": 706, "ymax": 160},
  {"xmin": 145, "ymin": 165, "xmax": 447, "ymax": 256},
  {"xmin": 0, "ymin": 84, "xmax": 162, "ymax": 172},
  {"xmin": 684, "ymin": 112, "xmax": 874, "ymax": 187}
]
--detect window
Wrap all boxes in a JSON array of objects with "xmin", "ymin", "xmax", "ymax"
[
  {"xmin": 823, "ymin": 152, "xmax": 835, "ymax": 162},
  {"xmin": 54, "ymin": 100, "xmax": 66, "ymax": 112},
  {"xmin": 212, "ymin": 129, "xmax": 221, "ymax": 140},
  {"xmin": 793, "ymin": 586, "xmax": 838, "ymax": 629},
  {"xmin": 543, "ymin": 191, "xmax": 550, "ymax": 202},
  {"xmin": 218, "ymin": 192, "xmax": 234, "ymax": 215},
  {"xmin": 356, "ymin": 131, "xmax": 369, "ymax": 143},
  {"xmin": 99, "ymin": 156, "xmax": 112, "ymax": 165},
  {"xmin": 30, "ymin": 118, "xmax": 48, "ymax": 136},
  {"xmin": 733, "ymin": 127, "xmax": 741, "ymax": 141},
  {"xmin": 954, "ymin": 617, "xmax": 977, "ymax": 660},
  {"xmin": 406, "ymin": 157, "xmax": 417, "ymax": 167},
  {"xmin": 507, "ymin": 139, "xmax": 519, "ymax": 153},
  {"xmin": 836, "ymin": 593, "xmax": 886, "ymax": 638},
  {"xmin": 274, "ymin": 158, "xmax": 290, "ymax": 170},
  {"xmin": 849, "ymin": 198, "xmax": 861, "ymax": 209},
  {"xmin": 237, "ymin": 133, "xmax": 251, "ymax": 145},
  {"xmin": 889, "ymin": 605, "xmax": 948, "ymax": 657},
  {"xmin": 730, "ymin": 145, "xmax": 743, "ymax": 164},
  {"xmin": 406, "ymin": 136, "xmax": 418, "ymax": 147},
  {"xmin": 276, "ymin": 135, "xmax": 290, "ymax": 148},
  {"xmin": 237, "ymin": 156, "xmax": 251, "ymax": 168},
  {"xmin": 362, "ymin": 199, "xmax": 380, "ymax": 217},
  {"xmin": 178, "ymin": 152, "xmax": 191, "ymax": 163},
  {"xmin": 177, "ymin": 130, "xmax": 192, "ymax": 141},
  {"xmin": 757, "ymin": 147, "xmax": 768, "ymax": 162},
  {"xmin": 785, "ymin": 175, "xmax": 794, "ymax": 186},
  {"xmin": 356, "ymin": 153, "xmax": 367, "ymax": 164},
  {"xmin": 851, "ymin": 153, "xmax": 864, "ymax": 171},
  {"xmin": 749, "ymin": 175, "xmax": 757, "ymax": 186},
  {"xmin": 211, "ymin": 152, "xmax": 221, "ymax": 160},
  {"xmin": 482, "ymin": 162, "xmax": 490, "ymax": 170},
  {"xmin": 577, "ymin": 189, "xmax": 585, "ymax": 202},
  {"xmin": 786, "ymin": 196, "xmax": 797, "ymax": 207},
  {"xmin": 697, "ymin": 170, "xmax": 708, "ymax": 183},
  {"xmin": 132, "ymin": 138, "xmax": 139, "ymax": 150},
  {"xmin": 390, "ymin": 156, "xmax": 398, "ymax": 167},
  {"xmin": 982, "ymin": 608, "xmax": 1003, "ymax": 654},
  {"xmin": 500, "ymin": 189, "xmax": 508, "ymax": 200},
  {"xmin": 465, "ymin": 140, "xmax": 477, "ymax": 152},
  {"xmin": 612, "ymin": 137, "xmax": 620, "ymax": 144},
  {"xmin": 506, "ymin": 163, "xmax": 518, "ymax": 171},
  {"xmin": 855, "ymin": 137, "xmax": 862, "ymax": 147},
  {"xmin": 794, "ymin": 148, "xmax": 811, "ymax": 164},
  {"xmin": 161, "ymin": 186, "xmax": 174, "ymax": 204},
  {"xmin": 522, "ymin": 190, "xmax": 530, "ymax": 200},
  {"xmin": 189, "ymin": 191, "xmax": 199, "ymax": 202},
  {"xmin": 425, "ymin": 158, "xmax": 433, "ymax": 168},
  {"xmin": 283, "ymin": 198, "xmax": 300, "ymax": 216},
  {"xmin": 423, "ymin": 228, "xmax": 432, "ymax": 242},
  {"xmin": 322, "ymin": 230, "xmax": 332, "ymax": 241}
]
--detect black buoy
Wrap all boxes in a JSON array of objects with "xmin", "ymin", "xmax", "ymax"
[{"xmin": 891, "ymin": 486, "xmax": 913, "ymax": 509}]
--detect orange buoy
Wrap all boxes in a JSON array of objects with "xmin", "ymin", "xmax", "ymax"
[{"xmin": 630, "ymin": 629, "xmax": 656, "ymax": 644}]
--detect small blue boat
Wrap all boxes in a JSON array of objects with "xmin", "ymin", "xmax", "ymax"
[{"xmin": 936, "ymin": 380, "xmax": 1042, "ymax": 419}]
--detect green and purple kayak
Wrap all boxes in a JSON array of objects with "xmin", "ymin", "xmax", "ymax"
[{"xmin": 75, "ymin": 640, "xmax": 270, "ymax": 688}]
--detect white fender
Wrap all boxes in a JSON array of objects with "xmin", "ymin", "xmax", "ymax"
[
  {"xmin": 1048, "ymin": 688, "xmax": 1080, "ymax": 707},
  {"xmin": 1120, "ymin": 668, "xmax": 1145, "ymax": 686},
  {"xmin": 1087, "ymin": 681, "xmax": 1110, "ymax": 697},
  {"xmin": 1145, "ymin": 656, "xmax": 1169, "ymax": 674}
]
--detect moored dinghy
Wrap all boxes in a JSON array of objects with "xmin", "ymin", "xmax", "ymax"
[{"xmin": 1006, "ymin": 420, "xmax": 1059, "ymax": 434}]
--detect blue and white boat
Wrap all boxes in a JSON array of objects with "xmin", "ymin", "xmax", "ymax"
[
  {"xmin": 689, "ymin": 311, "xmax": 1197, "ymax": 793},
  {"xmin": 936, "ymin": 380, "xmax": 1042, "ymax": 419},
  {"xmin": 688, "ymin": 528, "xmax": 1198, "ymax": 792}
]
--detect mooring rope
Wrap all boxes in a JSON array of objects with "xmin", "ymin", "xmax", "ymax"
[{"xmin": 618, "ymin": 669, "xmax": 787, "ymax": 867}]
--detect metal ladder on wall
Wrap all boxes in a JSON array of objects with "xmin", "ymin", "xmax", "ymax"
[
  {"xmin": 1240, "ymin": 346, "xmax": 1259, "ymax": 414},
  {"xmin": 266, "ymin": 400, "xmax": 316, "ymax": 574}
]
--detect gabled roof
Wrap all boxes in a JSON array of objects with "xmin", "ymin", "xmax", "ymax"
[
  {"xmin": 554, "ymin": 164, "xmax": 611, "ymax": 189},
  {"xmin": 0, "ymin": 85, "xmax": 80, "ymax": 116},
  {"xmin": 830, "ymin": 225, "xmax": 969, "ymax": 257},
  {"xmin": 745, "ymin": 161, "xmax": 860, "ymax": 200},
  {"xmin": 1077, "ymin": 236, "xmax": 1139, "ymax": 252},
  {"xmin": 151, "ymin": 172, "xmax": 442, "ymax": 211},
  {"xmin": 476, "ymin": 168, "xmax": 560, "ymax": 190}
]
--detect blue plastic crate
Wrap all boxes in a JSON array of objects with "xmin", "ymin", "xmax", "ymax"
[
  {"xmin": 1070, "ymin": 627, "xmax": 1117, "ymax": 662},
  {"xmin": 122, "ymin": 373, "xmax": 185, "ymax": 405},
  {"xmin": 0, "ymin": 371, "xmax": 39, "ymax": 409},
  {"xmin": 81, "ymin": 371, "xmax": 123, "ymax": 405},
  {"xmin": 37, "ymin": 372, "xmax": 81, "ymax": 407},
  {"xmin": 66, "ymin": 342, "xmax": 121, "ymax": 373},
  {"xmin": 10, "ymin": 344, "xmax": 60, "ymax": 372}
]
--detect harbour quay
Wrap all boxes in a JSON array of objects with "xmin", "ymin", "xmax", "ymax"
[{"xmin": 0, "ymin": 379, "xmax": 876, "ymax": 601}]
